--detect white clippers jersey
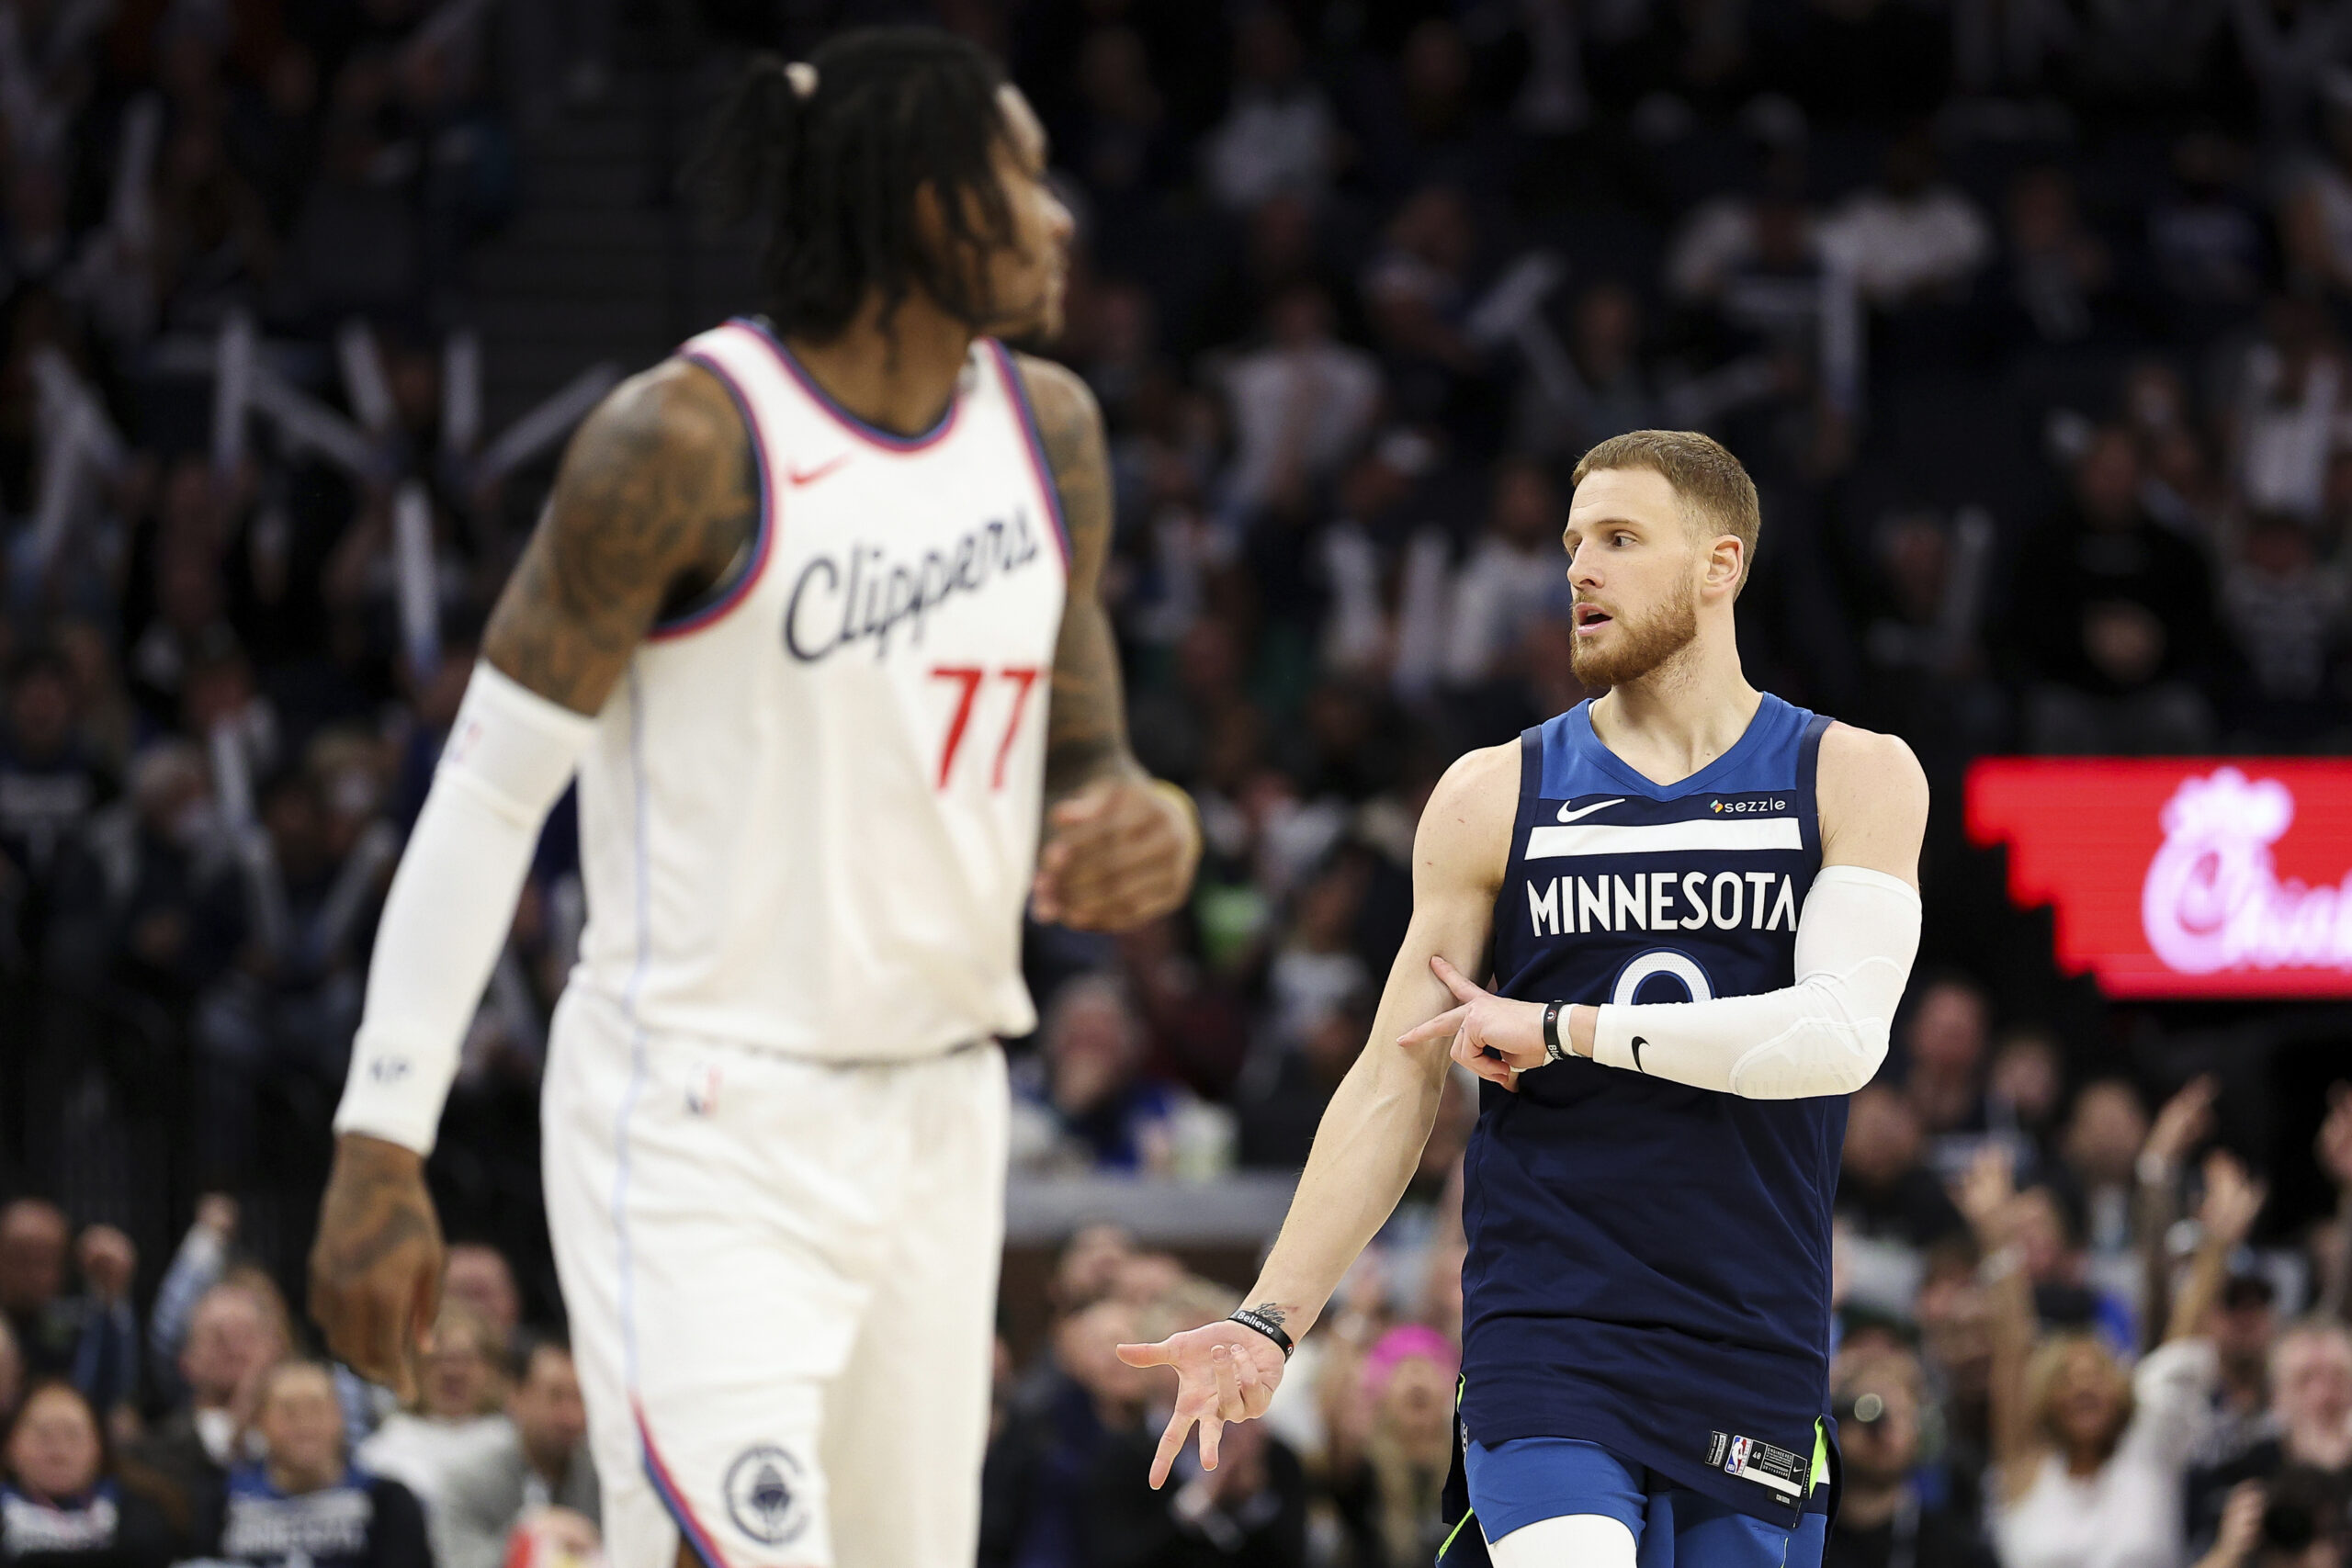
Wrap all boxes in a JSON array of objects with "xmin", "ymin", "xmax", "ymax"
[{"xmin": 569, "ymin": 317, "xmax": 1069, "ymax": 1061}]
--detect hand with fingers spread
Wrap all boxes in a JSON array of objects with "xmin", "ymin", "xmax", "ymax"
[
  {"xmin": 1116, "ymin": 1315, "xmax": 1289, "ymax": 1487},
  {"xmin": 1954, "ymin": 1142, "xmax": 2021, "ymax": 1247},
  {"xmin": 1032, "ymin": 777, "xmax": 1201, "ymax": 931},
  {"xmin": 1395, "ymin": 954, "xmax": 1563, "ymax": 1091},
  {"xmin": 2143, "ymin": 1074, "xmax": 2219, "ymax": 1178},
  {"xmin": 308, "ymin": 1133, "xmax": 445, "ymax": 1404},
  {"xmin": 2196, "ymin": 1149, "xmax": 2267, "ymax": 1249}
]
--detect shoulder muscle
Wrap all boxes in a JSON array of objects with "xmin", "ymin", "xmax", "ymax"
[
  {"xmin": 1413, "ymin": 742, "xmax": 1520, "ymax": 908},
  {"xmin": 1816, "ymin": 722, "xmax": 1928, "ymax": 887},
  {"xmin": 482, "ymin": 357, "xmax": 755, "ymax": 715}
]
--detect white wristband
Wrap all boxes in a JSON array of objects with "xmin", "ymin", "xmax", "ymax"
[{"xmin": 334, "ymin": 663, "xmax": 596, "ymax": 1154}]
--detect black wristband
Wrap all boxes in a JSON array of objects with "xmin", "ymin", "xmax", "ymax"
[
  {"xmin": 1227, "ymin": 1307, "xmax": 1295, "ymax": 1359},
  {"xmin": 1543, "ymin": 1001, "xmax": 1566, "ymax": 1065}
]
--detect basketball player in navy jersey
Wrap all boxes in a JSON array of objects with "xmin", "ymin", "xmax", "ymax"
[{"xmin": 1124, "ymin": 430, "xmax": 1929, "ymax": 1567}]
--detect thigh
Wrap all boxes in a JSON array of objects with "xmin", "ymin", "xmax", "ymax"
[
  {"xmin": 1645, "ymin": 1486, "xmax": 1824, "ymax": 1568},
  {"xmin": 1486, "ymin": 1515, "xmax": 1639, "ymax": 1568},
  {"xmin": 1464, "ymin": 1438, "xmax": 1647, "ymax": 1556},
  {"xmin": 544, "ymin": 994, "xmax": 900, "ymax": 1568},
  {"xmin": 820, "ymin": 1045, "xmax": 1010, "ymax": 1568}
]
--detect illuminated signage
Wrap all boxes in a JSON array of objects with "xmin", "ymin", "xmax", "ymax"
[{"xmin": 1964, "ymin": 759, "xmax": 2352, "ymax": 998}]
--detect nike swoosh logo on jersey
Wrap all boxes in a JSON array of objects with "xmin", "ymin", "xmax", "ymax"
[
  {"xmin": 1555, "ymin": 797, "xmax": 1627, "ymax": 824},
  {"xmin": 1631, "ymin": 1035, "xmax": 1650, "ymax": 1073},
  {"xmin": 786, "ymin": 454, "xmax": 850, "ymax": 487}
]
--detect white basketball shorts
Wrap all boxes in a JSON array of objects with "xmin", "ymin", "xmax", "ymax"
[{"xmin": 543, "ymin": 987, "xmax": 1009, "ymax": 1568}]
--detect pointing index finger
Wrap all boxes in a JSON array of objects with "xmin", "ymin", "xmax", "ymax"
[{"xmin": 1428, "ymin": 953, "xmax": 1483, "ymax": 1001}]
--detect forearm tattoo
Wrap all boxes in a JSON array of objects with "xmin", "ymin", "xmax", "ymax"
[{"xmin": 1019, "ymin": 355, "xmax": 1145, "ymax": 801}]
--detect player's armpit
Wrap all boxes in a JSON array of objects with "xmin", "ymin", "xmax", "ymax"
[
  {"xmin": 482, "ymin": 357, "xmax": 757, "ymax": 716},
  {"xmin": 1815, "ymin": 723, "xmax": 1929, "ymax": 886}
]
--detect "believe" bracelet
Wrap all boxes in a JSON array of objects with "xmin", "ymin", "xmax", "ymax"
[{"xmin": 1227, "ymin": 1305, "xmax": 1295, "ymax": 1359}]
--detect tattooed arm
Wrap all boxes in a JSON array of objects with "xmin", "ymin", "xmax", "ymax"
[
  {"xmin": 311, "ymin": 361, "xmax": 752, "ymax": 1397},
  {"xmin": 1018, "ymin": 355, "xmax": 1201, "ymax": 931},
  {"xmin": 482, "ymin": 360, "xmax": 757, "ymax": 710}
]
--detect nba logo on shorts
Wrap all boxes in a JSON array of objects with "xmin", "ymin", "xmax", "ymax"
[
  {"xmin": 1724, "ymin": 1436, "xmax": 1751, "ymax": 1476},
  {"xmin": 724, "ymin": 1445, "xmax": 808, "ymax": 1545}
]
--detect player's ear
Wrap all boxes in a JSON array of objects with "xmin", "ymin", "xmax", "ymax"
[{"xmin": 1702, "ymin": 533, "xmax": 1744, "ymax": 598}]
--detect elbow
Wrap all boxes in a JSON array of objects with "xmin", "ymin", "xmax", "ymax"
[
  {"xmin": 1824, "ymin": 1026, "xmax": 1891, "ymax": 1096},
  {"xmin": 1819, "ymin": 1039, "xmax": 1887, "ymax": 1098},
  {"xmin": 1724, "ymin": 1020, "xmax": 1888, "ymax": 1100}
]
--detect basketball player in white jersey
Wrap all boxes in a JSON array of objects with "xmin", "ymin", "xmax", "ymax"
[{"xmin": 307, "ymin": 31, "xmax": 1199, "ymax": 1568}]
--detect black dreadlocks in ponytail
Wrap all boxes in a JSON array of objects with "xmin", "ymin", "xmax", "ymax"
[{"xmin": 680, "ymin": 28, "xmax": 1018, "ymax": 344}]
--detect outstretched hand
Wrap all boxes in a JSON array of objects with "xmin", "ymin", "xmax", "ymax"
[
  {"xmin": 1396, "ymin": 955, "xmax": 1551, "ymax": 1090},
  {"xmin": 1115, "ymin": 1320, "xmax": 1288, "ymax": 1488}
]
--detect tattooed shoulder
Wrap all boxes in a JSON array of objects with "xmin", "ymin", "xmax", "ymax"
[{"xmin": 482, "ymin": 357, "xmax": 757, "ymax": 715}]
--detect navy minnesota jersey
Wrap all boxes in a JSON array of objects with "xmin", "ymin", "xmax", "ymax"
[{"xmin": 1460, "ymin": 694, "xmax": 1840, "ymax": 1525}]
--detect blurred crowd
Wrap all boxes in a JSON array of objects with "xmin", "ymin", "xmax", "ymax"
[
  {"xmin": 0, "ymin": 1192, "xmax": 594, "ymax": 1568},
  {"xmin": 0, "ymin": 0, "xmax": 2349, "ymax": 1566}
]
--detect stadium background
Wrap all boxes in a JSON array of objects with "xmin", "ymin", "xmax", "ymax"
[{"xmin": 0, "ymin": 0, "xmax": 2347, "ymax": 1565}]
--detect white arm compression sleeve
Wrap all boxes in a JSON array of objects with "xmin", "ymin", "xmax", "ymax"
[
  {"xmin": 1589, "ymin": 864, "xmax": 1921, "ymax": 1100},
  {"xmin": 333, "ymin": 663, "xmax": 596, "ymax": 1154}
]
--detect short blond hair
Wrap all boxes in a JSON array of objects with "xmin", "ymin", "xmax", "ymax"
[
  {"xmin": 2023, "ymin": 1331, "xmax": 2132, "ymax": 1455},
  {"xmin": 1571, "ymin": 429, "xmax": 1761, "ymax": 591}
]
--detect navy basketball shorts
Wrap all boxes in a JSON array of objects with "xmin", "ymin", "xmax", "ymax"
[{"xmin": 1464, "ymin": 1437, "xmax": 1828, "ymax": 1568}]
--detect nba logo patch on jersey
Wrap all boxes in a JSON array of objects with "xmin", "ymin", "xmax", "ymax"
[
  {"xmin": 1723, "ymin": 1435, "xmax": 1751, "ymax": 1476},
  {"xmin": 685, "ymin": 1063, "xmax": 721, "ymax": 1117}
]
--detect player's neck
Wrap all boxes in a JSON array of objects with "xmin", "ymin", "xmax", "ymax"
[
  {"xmin": 1587, "ymin": 626, "xmax": 1760, "ymax": 785},
  {"xmin": 786, "ymin": 294, "xmax": 977, "ymax": 439}
]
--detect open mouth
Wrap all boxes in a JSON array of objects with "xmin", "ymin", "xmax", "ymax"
[{"xmin": 1574, "ymin": 603, "xmax": 1613, "ymax": 636}]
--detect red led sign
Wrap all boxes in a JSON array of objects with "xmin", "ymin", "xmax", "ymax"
[{"xmin": 1965, "ymin": 759, "xmax": 2352, "ymax": 999}]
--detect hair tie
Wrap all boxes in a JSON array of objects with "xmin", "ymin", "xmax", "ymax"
[{"xmin": 784, "ymin": 61, "xmax": 817, "ymax": 98}]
